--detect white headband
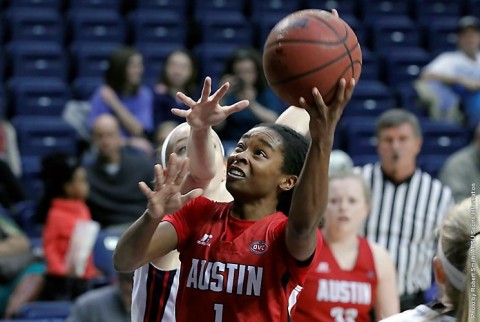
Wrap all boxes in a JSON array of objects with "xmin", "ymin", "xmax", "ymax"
[{"xmin": 437, "ymin": 237, "xmax": 466, "ymax": 291}]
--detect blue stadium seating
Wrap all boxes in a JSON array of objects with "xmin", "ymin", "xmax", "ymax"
[
  {"xmin": 197, "ymin": 12, "xmax": 253, "ymax": 46},
  {"xmin": 396, "ymin": 83, "xmax": 427, "ymax": 117},
  {"xmin": 12, "ymin": 199, "xmax": 42, "ymax": 237},
  {"xmin": 137, "ymin": 0, "xmax": 188, "ymax": 13},
  {"xmin": 414, "ymin": 0, "xmax": 462, "ymax": 22},
  {"xmin": 69, "ymin": 9, "xmax": 126, "ymax": 44},
  {"xmin": 130, "ymin": 9, "xmax": 188, "ymax": 46},
  {"xmin": 345, "ymin": 80, "xmax": 396, "ymax": 117},
  {"xmin": 8, "ymin": 0, "xmax": 62, "ymax": 10},
  {"xmin": 340, "ymin": 14, "xmax": 366, "ymax": 49},
  {"xmin": 93, "ymin": 229, "xmax": 122, "ymax": 280},
  {"xmin": 12, "ymin": 116, "xmax": 78, "ymax": 158},
  {"xmin": 72, "ymin": 76, "xmax": 102, "ymax": 100},
  {"xmin": 417, "ymin": 154, "xmax": 449, "ymax": 177},
  {"xmin": 250, "ymin": 0, "xmax": 301, "ymax": 21},
  {"xmin": 10, "ymin": 78, "xmax": 71, "ymax": 116},
  {"xmin": 194, "ymin": 0, "xmax": 245, "ymax": 19},
  {"xmin": 7, "ymin": 8, "xmax": 64, "ymax": 43},
  {"xmin": 137, "ymin": 43, "xmax": 185, "ymax": 86},
  {"xmin": 423, "ymin": 18, "xmax": 458, "ymax": 54},
  {"xmin": 69, "ymin": 0, "xmax": 122, "ymax": 11},
  {"xmin": 383, "ymin": 47, "xmax": 431, "ymax": 86},
  {"xmin": 194, "ymin": 43, "xmax": 243, "ymax": 84},
  {"xmin": 71, "ymin": 42, "xmax": 119, "ymax": 78},
  {"xmin": 306, "ymin": 0, "xmax": 357, "ymax": 15},
  {"xmin": 466, "ymin": 0, "xmax": 480, "ymax": 18},
  {"xmin": 360, "ymin": 0, "xmax": 409, "ymax": 19},
  {"xmin": 8, "ymin": 41, "xmax": 69, "ymax": 81},
  {"xmin": 342, "ymin": 117, "xmax": 378, "ymax": 156},
  {"xmin": 371, "ymin": 16, "xmax": 421, "ymax": 53},
  {"xmin": 15, "ymin": 301, "xmax": 73, "ymax": 320},
  {"xmin": 360, "ymin": 48, "xmax": 379, "ymax": 81},
  {"xmin": 256, "ymin": 13, "xmax": 287, "ymax": 48},
  {"xmin": 420, "ymin": 120, "xmax": 470, "ymax": 156},
  {"xmin": 0, "ymin": 84, "xmax": 5, "ymax": 117},
  {"xmin": 351, "ymin": 154, "xmax": 379, "ymax": 166},
  {"xmin": 0, "ymin": 19, "xmax": 4, "ymax": 45}
]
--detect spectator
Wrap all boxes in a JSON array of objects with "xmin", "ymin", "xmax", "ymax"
[
  {"xmin": 294, "ymin": 170, "xmax": 399, "ymax": 321},
  {"xmin": 153, "ymin": 49, "xmax": 198, "ymax": 128},
  {"xmin": 0, "ymin": 118, "xmax": 21, "ymax": 177},
  {"xmin": 67, "ymin": 272, "xmax": 132, "ymax": 322},
  {"xmin": 0, "ymin": 159, "xmax": 26, "ymax": 210},
  {"xmin": 381, "ymin": 195, "xmax": 479, "ymax": 321},
  {"xmin": 438, "ymin": 122, "xmax": 480, "ymax": 202},
  {"xmin": 86, "ymin": 114, "xmax": 153, "ymax": 228},
  {"xmin": 88, "ymin": 47, "xmax": 154, "ymax": 140},
  {"xmin": 356, "ymin": 109, "xmax": 454, "ymax": 311},
  {"xmin": 415, "ymin": 16, "xmax": 480, "ymax": 126},
  {"xmin": 38, "ymin": 153, "xmax": 98, "ymax": 300},
  {"xmin": 0, "ymin": 214, "xmax": 44, "ymax": 319},
  {"xmin": 217, "ymin": 48, "xmax": 287, "ymax": 140}
]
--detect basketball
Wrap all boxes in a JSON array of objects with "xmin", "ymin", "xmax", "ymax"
[{"xmin": 263, "ymin": 9, "xmax": 362, "ymax": 107}]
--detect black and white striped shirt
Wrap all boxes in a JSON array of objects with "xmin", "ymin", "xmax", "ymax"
[{"xmin": 356, "ymin": 163, "xmax": 454, "ymax": 296}]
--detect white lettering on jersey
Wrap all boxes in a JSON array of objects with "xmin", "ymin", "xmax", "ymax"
[
  {"xmin": 186, "ymin": 259, "xmax": 263, "ymax": 297},
  {"xmin": 317, "ymin": 279, "xmax": 371, "ymax": 305}
]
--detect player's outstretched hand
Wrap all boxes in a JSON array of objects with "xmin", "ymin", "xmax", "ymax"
[
  {"xmin": 299, "ymin": 78, "xmax": 355, "ymax": 139},
  {"xmin": 138, "ymin": 153, "xmax": 203, "ymax": 219},
  {"xmin": 172, "ymin": 76, "xmax": 249, "ymax": 129}
]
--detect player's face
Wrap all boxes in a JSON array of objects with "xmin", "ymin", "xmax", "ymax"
[
  {"xmin": 376, "ymin": 123, "xmax": 421, "ymax": 170},
  {"xmin": 126, "ymin": 54, "xmax": 144, "ymax": 86},
  {"xmin": 226, "ymin": 127, "xmax": 286, "ymax": 200},
  {"xmin": 324, "ymin": 177, "xmax": 369, "ymax": 233},
  {"xmin": 165, "ymin": 52, "xmax": 193, "ymax": 88}
]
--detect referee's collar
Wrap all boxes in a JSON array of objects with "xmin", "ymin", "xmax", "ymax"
[{"xmin": 379, "ymin": 164, "xmax": 417, "ymax": 186}]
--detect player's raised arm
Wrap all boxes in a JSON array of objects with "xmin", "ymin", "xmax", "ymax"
[
  {"xmin": 286, "ymin": 79, "xmax": 355, "ymax": 261},
  {"xmin": 113, "ymin": 155, "xmax": 202, "ymax": 272},
  {"xmin": 172, "ymin": 77, "xmax": 249, "ymax": 192}
]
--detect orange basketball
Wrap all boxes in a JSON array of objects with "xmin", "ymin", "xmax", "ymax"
[{"xmin": 263, "ymin": 9, "xmax": 362, "ymax": 107}]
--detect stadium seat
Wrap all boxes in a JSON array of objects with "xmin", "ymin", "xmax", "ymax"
[
  {"xmin": 11, "ymin": 199, "xmax": 42, "ymax": 237},
  {"xmin": 360, "ymin": 48, "xmax": 379, "ymax": 81},
  {"xmin": 72, "ymin": 77, "xmax": 102, "ymax": 100},
  {"xmin": 342, "ymin": 117, "xmax": 378, "ymax": 156},
  {"xmin": 130, "ymin": 9, "xmax": 188, "ymax": 46},
  {"xmin": 371, "ymin": 16, "xmax": 420, "ymax": 53},
  {"xmin": 466, "ymin": 0, "xmax": 480, "ymax": 19},
  {"xmin": 12, "ymin": 116, "xmax": 78, "ymax": 158},
  {"xmin": 417, "ymin": 154, "xmax": 449, "ymax": 178},
  {"xmin": 197, "ymin": 12, "xmax": 252, "ymax": 46},
  {"xmin": 360, "ymin": 0, "xmax": 409, "ymax": 19},
  {"xmin": 69, "ymin": 9, "xmax": 126, "ymax": 44},
  {"xmin": 423, "ymin": 18, "xmax": 457, "ymax": 54},
  {"xmin": 8, "ymin": 41, "xmax": 69, "ymax": 81},
  {"xmin": 396, "ymin": 83, "xmax": 427, "ymax": 117},
  {"xmin": 420, "ymin": 120, "xmax": 470, "ymax": 156},
  {"xmin": 414, "ymin": 0, "xmax": 462, "ymax": 22},
  {"xmin": 15, "ymin": 301, "xmax": 73, "ymax": 320},
  {"xmin": 0, "ymin": 84, "xmax": 5, "ymax": 118},
  {"xmin": 69, "ymin": 0, "xmax": 122, "ymax": 11},
  {"xmin": 10, "ymin": 78, "xmax": 71, "ymax": 116},
  {"xmin": 305, "ymin": 0, "xmax": 357, "ymax": 15},
  {"xmin": 250, "ymin": 0, "xmax": 301, "ymax": 21},
  {"xmin": 72, "ymin": 42, "xmax": 119, "ymax": 78},
  {"xmin": 137, "ymin": 43, "xmax": 185, "ymax": 86},
  {"xmin": 93, "ymin": 229, "xmax": 122, "ymax": 279},
  {"xmin": 194, "ymin": 0, "xmax": 245, "ymax": 19},
  {"xmin": 137, "ymin": 0, "xmax": 188, "ymax": 13},
  {"xmin": 351, "ymin": 154, "xmax": 379, "ymax": 166},
  {"xmin": 7, "ymin": 8, "xmax": 64, "ymax": 43},
  {"xmin": 345, "ymin": 80, "xmax": 396, "ymax": 117},
  {"xmin": 383, "ymin": 47, "xmax": 431, "ymax": 86},
  {"xmin": 194, "ymin": 43, "xmax": 242, "ymax": 84},
  {"xmin": 8, "ymin": 0, "xmax": 62, "ymax": 10},
  {"xmin": 0, "ymin": 19, "xmax": 4, "ymax": 45}
]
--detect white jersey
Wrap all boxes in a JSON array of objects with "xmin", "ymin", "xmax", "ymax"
[
  {"xmin": 423, "ymin": 50, "xmax": 480, "ymax": 81},
  {"xmin": 131, "ymin": 263, "xmax": 179, "ymax": 322},
  {"xmin": 380, "ymin": 304, "xmax": 456, "ymax": 322}
]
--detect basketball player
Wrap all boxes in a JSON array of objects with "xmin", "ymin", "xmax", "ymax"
[
  {"xmin": 114, "ymin": 72, "xmax": 356, "ymax": 321},
  {"xmin": 294, "ymin": 170, "xmax": 399, "ymax": 322}
]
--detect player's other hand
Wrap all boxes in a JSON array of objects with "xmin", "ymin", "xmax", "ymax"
[
  {"xmin": 139, "ymin": 153, "xmax": 203, "ymax": 219},
  {"xmin": 172, "ymin": 76, "xmax": 249, "ymax": 129}
]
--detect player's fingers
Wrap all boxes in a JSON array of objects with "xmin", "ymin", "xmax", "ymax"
[
  {"xmin": 138, "ymin": 181, "xmax": 153, "ymax": 198},
  {"xmin": 165, "ymin": 153, "xmax": 178, "ymax": 184},
  {"xmin": 298, "ymin": 97, "xmax": 313, "ymax": 114},
  {"xmin": 312, "ymin": 87, "xmax": 327, "ymax": 109},
  {"xmin": 335, "ymin": 78, "xmax": 347, "ymax": 103},
  {"xmin": 211, "ymin": 82, "xmax": 230, "ymax": 102},
  {"xmin": 176, "ymin": 92, "xmax": 196, "ymax": 107},
  {"xmin": 200, "ymin": 77, "xmax": 212, "ymax": 102},
  {"xmin": 344, "ymin": 78, "xmax": 356, "ymax": 101},
  {"xmin": 332, "ymin": 9, "xmax": 339, "ymax": 18},
  {"xmin": 181, "ymin": 188, "xmax": 204, "ymax": 205},
  {"xmin": 171, "ymin": 108, "xmax": 189, "ymax": 118},
  {"xmin": 174, "ymin": 158, "xmax": 189, "ymax": 186},
  {"xmin": 154, "ymin": 164, "xmax": 165, "ymax": 191},
  {"xmin": 223, "ymin": 100, "xmax": 249, "ymax": 116}
]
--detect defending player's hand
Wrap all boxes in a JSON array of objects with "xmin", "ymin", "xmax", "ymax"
[
  {"xmin": 138, "ymin": 153, "xmax": 203, "ymax": 219},
  {"xmin": 172, "ymin": 76, "xmax": 249, "ymax": 129},
  {"xmin": 298, "ymin": 78, "xmax": 355, "ymax": 139}
]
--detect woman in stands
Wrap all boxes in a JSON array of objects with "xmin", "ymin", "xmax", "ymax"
[{"xmin": 294, "ymin": 170, "xmax": 399, "ymax": 322}]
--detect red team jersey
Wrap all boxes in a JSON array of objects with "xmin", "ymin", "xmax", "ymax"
[
  {"xmin": 294, "ymin": 234, "xmax": 378, "ymax": 322},
  {"xmin": 163, "ymin": 197, "xmax": 322, "ymax": 322}
]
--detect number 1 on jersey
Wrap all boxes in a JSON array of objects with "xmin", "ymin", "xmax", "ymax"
[{"xmin": 214, "ymin": 303, "xmax": 223, "ymax": 322}]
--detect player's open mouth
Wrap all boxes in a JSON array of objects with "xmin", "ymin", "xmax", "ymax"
[{"xmin": 228, "ymin": 166, "xmax": 245, "ymax": 178}]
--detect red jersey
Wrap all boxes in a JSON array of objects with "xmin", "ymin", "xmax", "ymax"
[
  {"xmin": 163, "ymin": 197, "xmax": 322, "ymax": 322},
  {"xmin": 294, "ymin": 234, "xmax": 378, "ymax": 322}
]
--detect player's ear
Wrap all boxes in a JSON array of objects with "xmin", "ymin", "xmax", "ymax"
[{"xmin": 278, "ymin": 175, "xmax": 297, "ymax": 192}]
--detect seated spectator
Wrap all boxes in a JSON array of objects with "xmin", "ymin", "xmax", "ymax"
[
  {"xmin": 439, "ymin": 122, "xmax": 480, "ymax": 202},
  {"xmin": 86, "ymin": 114, "xmax": 153, "ymax": 228},
  {"xmin": 217, "ymin": 48, "xmax": 287, "ymax": 140},
  {"xmin": 0, "ymin": 159, "xmax": 26, "ymax": 210},
  {"xmin": 415, "ymin": 16, "xmax": 480, "ymax": 126},
  {"xmin": 37, "ymin": 153, "xmax": 98, "ymax": 300},
  {"xmin": 0, "ymin": 214, "xmax": 44, "ymax": 319},
  {"xmin": 153, "ymin": 49, "xmax": 198, "ymax": 128},
  {"xmin": 67, "ymin": 272, "xmax": 132, "ymax": 322},
  {"xmin": 381, "ymin": 195, "xmax": 479, "ymax": 321},
  {"xmin": 88, "ymin": 47, "xmax": 154, "ymax": 143},
  {"xmin": 0, "ymin": 118, "xmax": 21, "ymax": 177}
]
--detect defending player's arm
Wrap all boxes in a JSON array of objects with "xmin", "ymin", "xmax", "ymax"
[
  {"xmin": 173, "ymin": 77, "xmax": 249, "ymax": 192},
  {"xmin": 275, "ymin": 105, "xmax": 310, "ymax": 136},
  {"xmin": 113, "ymin": 155, "xmax": 202, "ymax": 272},
  {"xmin": 286, "ymin": 79, "xmax": 355, "ymax": 261}
]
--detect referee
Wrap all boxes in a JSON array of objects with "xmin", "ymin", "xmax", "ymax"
[{"xmin": 356, "ymin": 109, "xmax": 454, "ymax": 311}]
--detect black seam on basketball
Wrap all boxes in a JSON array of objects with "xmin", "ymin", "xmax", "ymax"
[
  {"xmin": 269, "ymin": 41, "xmax": 360, "ymax": 86},
  {"xmin": 307, "ymin": 14, "xmax": 356, "ymax": 78},
  {"xmin": 324, "ymin": 61, "xmax": 362, "ymax": 100},
  {"xmin": 265, "ymin": 38, "xmax": 348, "ymax": 49}
]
